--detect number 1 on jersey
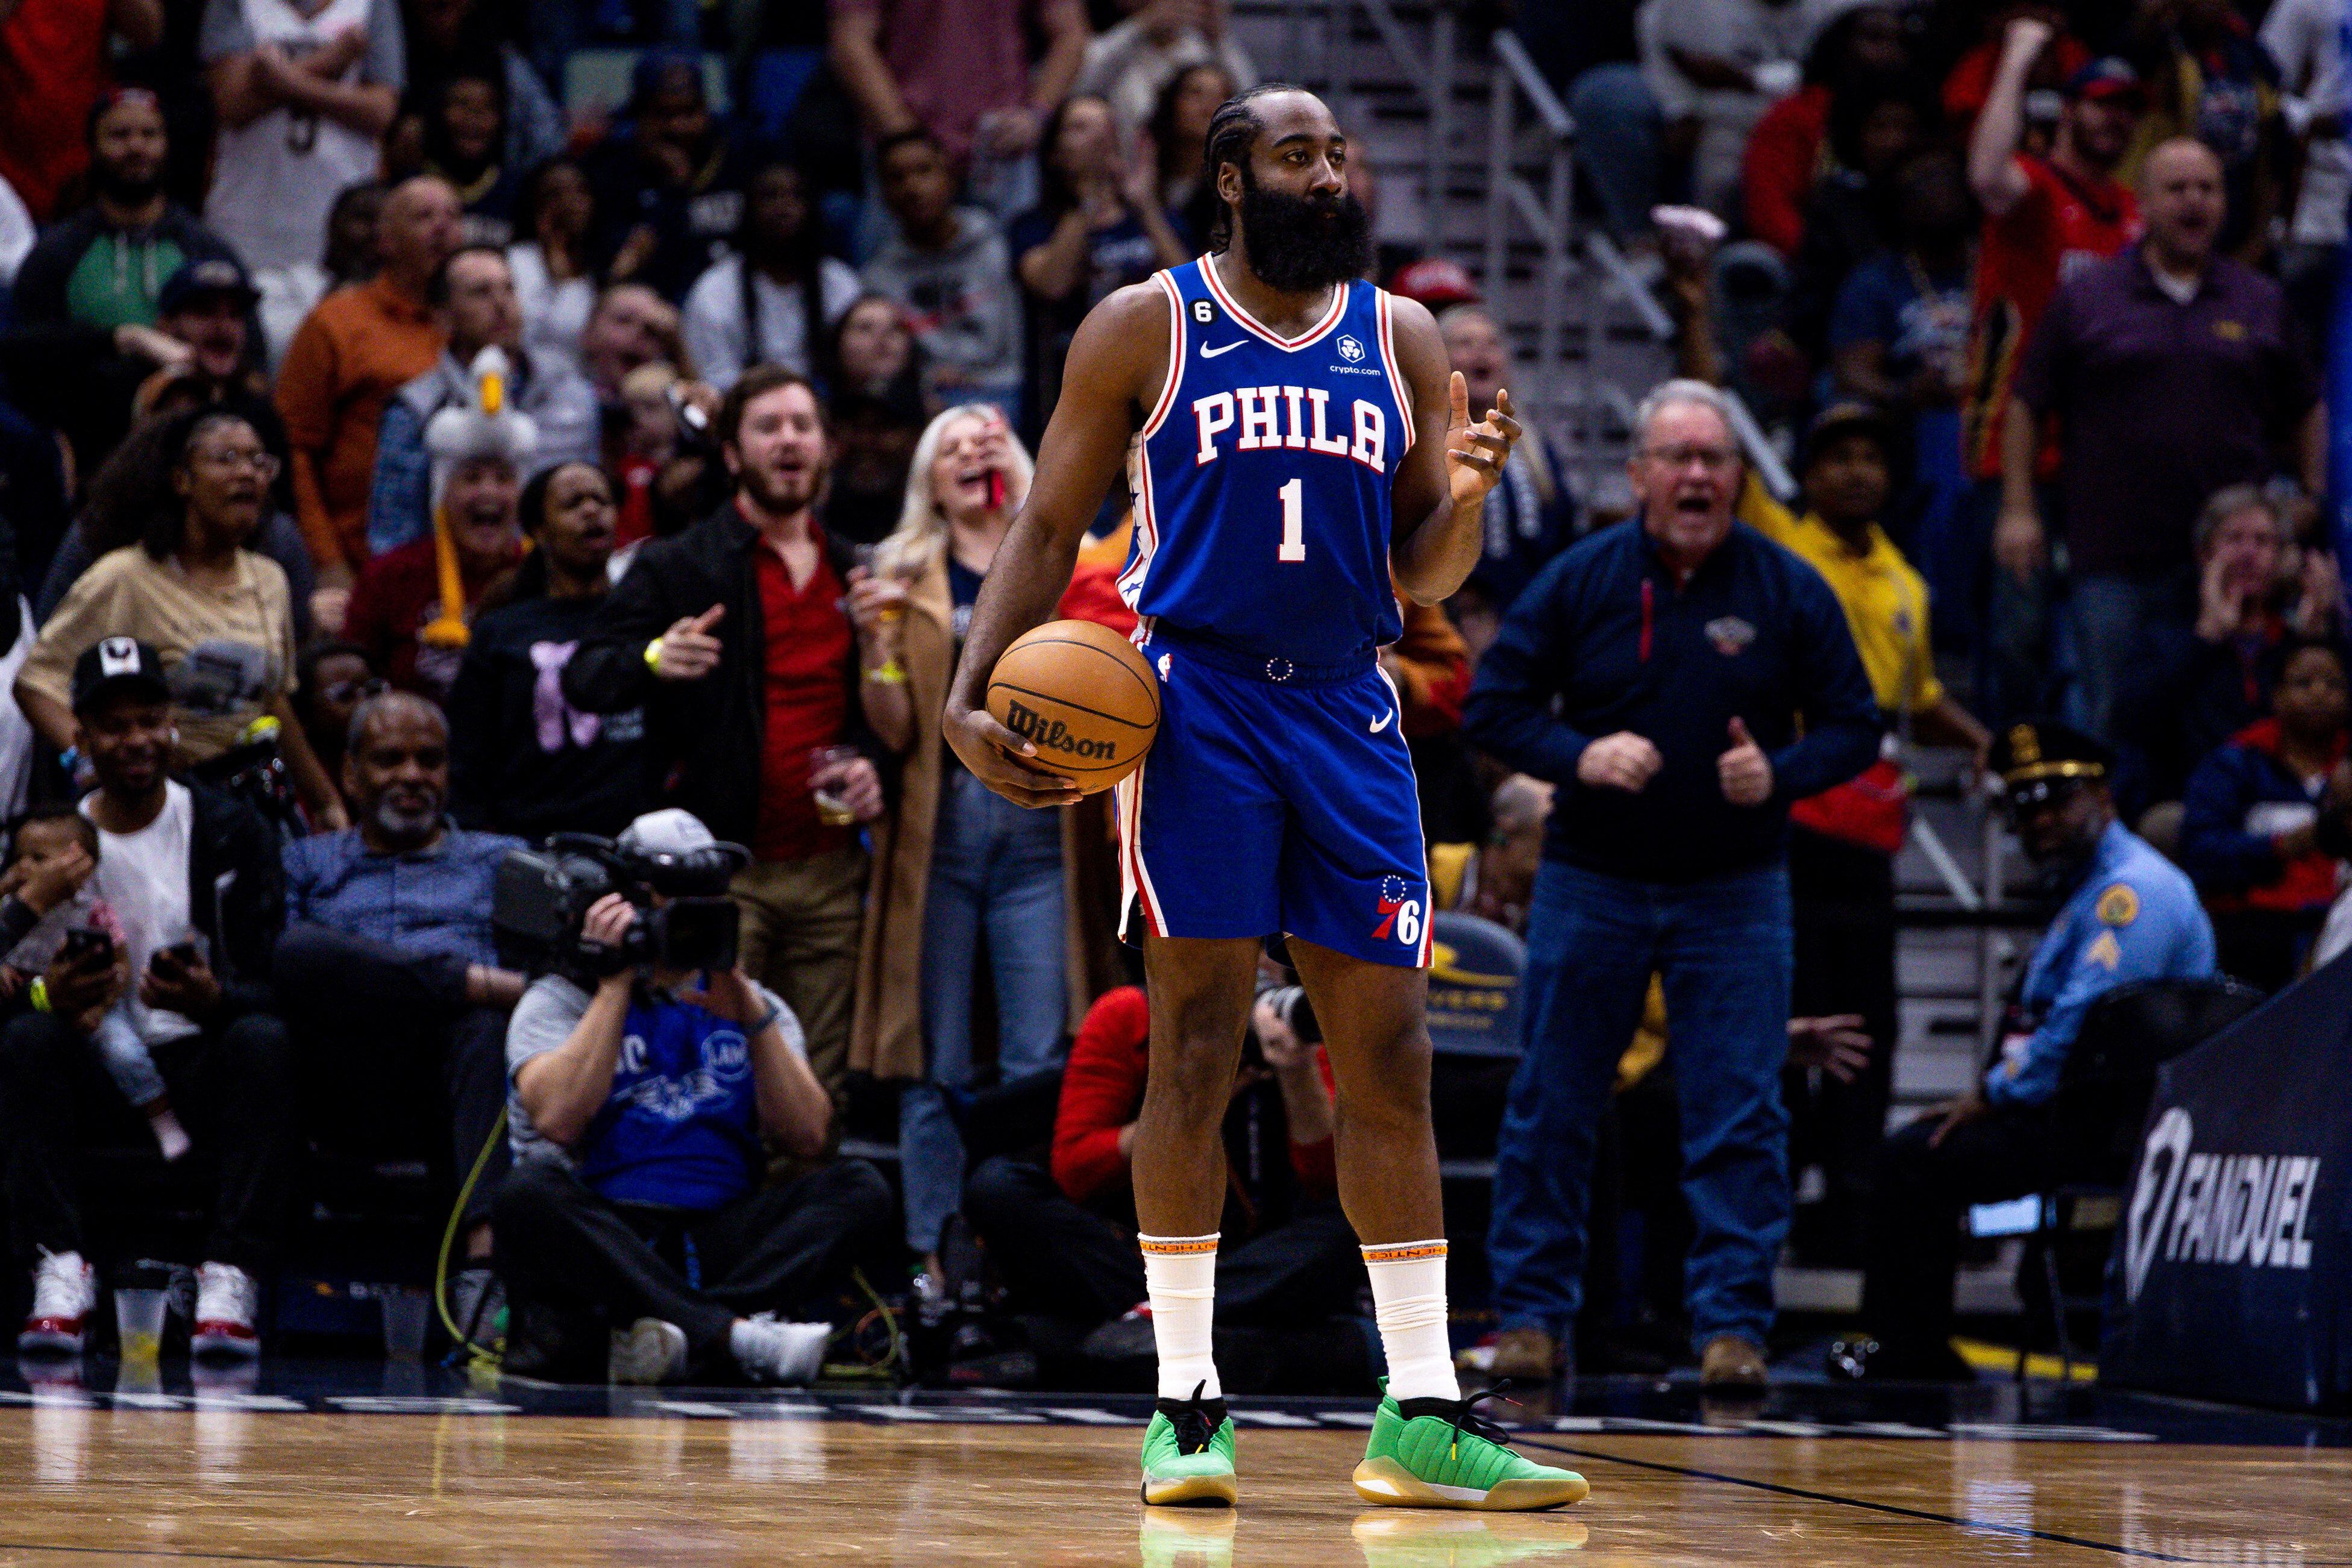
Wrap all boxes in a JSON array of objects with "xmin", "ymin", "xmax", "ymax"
[{"xmin": 1278, "ymin": 477, "xmax": 1306, "ymax": 562}]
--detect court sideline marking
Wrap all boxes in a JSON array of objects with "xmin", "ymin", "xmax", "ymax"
[{"xmin": 1521, "ymin": 1437, "xmax": 2351, "ymax": 1564}]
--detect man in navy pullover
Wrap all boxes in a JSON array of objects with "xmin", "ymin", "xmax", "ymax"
[{"xmin": 1463, "ymin": 378, "xmax": 1880, "ymax": 1388}]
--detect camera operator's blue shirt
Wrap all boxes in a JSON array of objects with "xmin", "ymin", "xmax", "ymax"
[{"xmin": 505, "ymin": 973, "xmax": 805, "ymax": 1211}]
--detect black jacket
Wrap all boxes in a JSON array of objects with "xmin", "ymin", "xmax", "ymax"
[
  {"xmin": 1464, "ymin": 518, "xmax": 1882, "ymax": 882},
  {"xmin": 450, "ymin": 592, "xmax": 656, "ymax": 839},
  {"xmin": 180, "ymin": 782, "xmax": 286, "ymax": 1023},
  {"xmin": 562, "ymin": 501, "xmax": 891, "ymax": 846}
]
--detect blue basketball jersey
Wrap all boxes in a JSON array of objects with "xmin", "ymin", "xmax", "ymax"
[{"xmin": 1124, "ymin": 257, "xmax": 1415, "ymax": 665}]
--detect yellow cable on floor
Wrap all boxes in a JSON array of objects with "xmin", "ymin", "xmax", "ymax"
[{"xmin": 434, "ymin": 1108, "xmax": 510, "ymax": 1367}]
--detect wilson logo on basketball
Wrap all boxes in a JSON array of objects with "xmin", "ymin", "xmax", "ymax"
[{"xmin": 1004, "ymin": 699, "xmax": 1121, "ymax": 761}]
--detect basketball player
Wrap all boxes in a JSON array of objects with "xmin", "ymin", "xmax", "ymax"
[{"xmin": 943, "ymin": 86, "xmax": 1586, "ymax": 1512}]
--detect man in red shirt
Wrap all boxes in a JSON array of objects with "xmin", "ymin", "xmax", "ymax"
[
  {"xmin": 563, "ymin": 367, "xmax": 896, "ymax": 1102},
  {"xmin": 1963, "ymin": 16, "xmax": 2143, "ymax": 716},
  {"xmin": 961, "ymin": 980, "xmax": 1363, "ymax": 1378}
]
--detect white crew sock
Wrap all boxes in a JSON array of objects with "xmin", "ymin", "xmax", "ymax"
[
  {"xmin": 147, "ymin": 1108, "xmax": 191, "ymax": 1162},
  {"xmin": 1364, "ymin": 1240, "xmax": 1459, "ymax": 1402},
  {"xmin": 1140, "ymin": 1232, "xmax": 1221, "ymax": 1400}
]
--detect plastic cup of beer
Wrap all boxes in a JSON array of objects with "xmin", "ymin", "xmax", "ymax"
[
  {"xmin": 379, "ymin": 1286, "xmax": 431, "ymax": 1363},
  {"xmin": 114, "ymin": 1288, "xmax": 167, "ymax": 1364},
  {"xmin": 811, "ymin": 745, "xmax": 861, "ymax": 827}
]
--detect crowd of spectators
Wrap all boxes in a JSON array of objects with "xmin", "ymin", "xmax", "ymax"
[{"xmin": 0, "ymin": 0, "xmax": 2344, "ymax": 1394}]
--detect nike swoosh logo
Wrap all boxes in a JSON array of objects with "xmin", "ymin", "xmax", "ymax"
[
  {"xmin": 1370, "ymin": 710, "xmax": 1394, "ymax": 733},
  {"xmin": 1200, "ymin": 340, "xmax": 1247, "ymax": 359}
]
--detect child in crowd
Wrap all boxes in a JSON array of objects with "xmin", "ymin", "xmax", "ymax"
[{"xmin": 0, "ymin": 811, "xmax": 189, "ymax": 1161}]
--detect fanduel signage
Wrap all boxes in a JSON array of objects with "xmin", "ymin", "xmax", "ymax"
[
  {"xmin": 2120, "ymin": 1109, "xmax": 2322, "ymax": 1302},
  {"xmin": 2103, "ymin": 954, "xmax": 2352, "ymax": 1410}
]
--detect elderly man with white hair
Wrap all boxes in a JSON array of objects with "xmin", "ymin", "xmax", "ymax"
[{"xmin": 1461, "ymin": 378, "xmax": 1881, "ymax": 1390}]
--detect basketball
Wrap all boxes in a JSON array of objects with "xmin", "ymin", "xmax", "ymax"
[{"xmin": 985, "ymin": 619, "xmax": 1161, "ymax": 793}]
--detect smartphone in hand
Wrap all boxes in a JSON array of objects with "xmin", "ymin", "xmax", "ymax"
[{"xmin": 59, "ymin": 927, "xmax": 114, "ymax": 965}]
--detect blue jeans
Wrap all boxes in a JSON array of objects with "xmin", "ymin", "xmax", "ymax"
[
  {"xmin": 2069, "ymin": 567, "xmax": 2196, "ymax": 746},
  {"xmin": 1568, "ymin": 64, "xmax": 1662, "ymax": 242},
  {"xmin": 1487, "ymin": 860, "xmax": 1793, "ymax": 1353},
  {"xmin": 1977, "ymin": 478, "xmax": 2071, "ymax": 726},
  {"xmin": 898, "ymin": 768, "xmax": 1068, "ymax": 1253}
]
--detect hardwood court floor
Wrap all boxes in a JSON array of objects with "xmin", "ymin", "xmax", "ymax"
[{"xmin": 2, "ymin": 1397, "xmax": 2349, "ymax": 1567}]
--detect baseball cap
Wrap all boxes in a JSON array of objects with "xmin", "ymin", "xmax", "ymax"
[
  {"xmin": 158, "ymin": 256, "xmax": 260, "ymax": 317},
  {"xmin": 70, "ymin": 638, "xmax": 172, "ymax": 715},
  {"xmin": 1387, "ymin": 257, "xmax": 1481, "ymax": 309},
  {"xmin": 617, "ymin": 808, "xmax": 749, "ymax": 895},
  {"xmin": 618, "ymin": 808, "xmax": 717, "ymax": 859},
  {"xmin": 1801, "ymin": 401, "xmax": 1895, "ymax": 469},
  {"xmin": 2066, "ymin": 57, "xmax": 2145, "ymax": 105}
]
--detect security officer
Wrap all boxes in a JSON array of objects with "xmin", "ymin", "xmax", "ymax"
[{"xmin": 1835, "ymin": 719, "xmax": 2216, "ymax": 1379}]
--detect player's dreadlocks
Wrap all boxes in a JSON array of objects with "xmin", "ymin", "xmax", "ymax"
[{"xmin": 1203, "ymin": 83, "xmax": 1308, "ymax": 252}]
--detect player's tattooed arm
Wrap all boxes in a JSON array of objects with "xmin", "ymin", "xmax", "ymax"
[
  {"xmin": 1385, "ymin": 294, "xmax": 1521, "ymax": 605},
  {"xmin": 942, "ymin": 281, "xmax": 1168, "ymax": 808}
]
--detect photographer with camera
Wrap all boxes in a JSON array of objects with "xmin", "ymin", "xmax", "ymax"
[
  {"xmin": 959, "ymin": 971, "xmax": 1361, "ymax": 1387},
  {"xmin": 493, "ymin": 809, "xmax": 891, "ymax": 1385},
  {"xmin": 564, "ymin": 366, "xmax": 897, "ymax": 1106},
  {"xmin": 2, "ymin": 639, "xmax": 294, "ymax": 1361}
]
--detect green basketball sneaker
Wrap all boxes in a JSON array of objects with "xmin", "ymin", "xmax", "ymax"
[
  {"xmin": 1140, "ymin": 1383, "xmax": 1238, "ymax": 1508},
  {"xmin": 1354, "ymin": 1381, "xmax": 1589, "ymax": 1512}
]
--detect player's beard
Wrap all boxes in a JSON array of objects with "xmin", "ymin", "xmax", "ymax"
[{"xmin": 1235, "ymin": 174, "xmax": 1373, "ymax": 295}]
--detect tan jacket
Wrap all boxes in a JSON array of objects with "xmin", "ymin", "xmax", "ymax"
[{"xmin": 848, "ymin": 551, "xmax": 1122, "ymax": 1082}]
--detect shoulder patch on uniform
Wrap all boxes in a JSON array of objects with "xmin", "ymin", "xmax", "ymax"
[
  {"xmin": 1191, "ymin": 298, "xmax": 1215, "ymax": 325},
  {"xmin": 2096, "ymin": 885, "xmax": 2139, "ymax": 927},
  {"xmin": 2084, "ymin": 930, "xmax": 2123, "ymax": 970}
]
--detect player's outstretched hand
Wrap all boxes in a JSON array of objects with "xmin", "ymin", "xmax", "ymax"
[
  {"xmin": 1446, "ymin": 374, "xmax": 1521, "ymax": 507},
  {"xmin": 942, "ymin": 698, "xmax": 1085, "ymax": 809}
]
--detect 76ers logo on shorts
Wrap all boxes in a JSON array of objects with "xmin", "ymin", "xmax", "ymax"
[{"xmin": 1372, "ymin": 874, "xmax": 1425, "ymax": 949}]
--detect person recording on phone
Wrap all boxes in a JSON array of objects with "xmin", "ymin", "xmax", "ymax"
[
  {"xmin": 492, "ymin": 809, "xmax": 892, "ymax": 1386},
  {"xmin": 1, "ymin": 638, "xmax": 295, "ymax": 1363},
  {"xmin": 564, "ymin": 366, "xmax": 900, "ymax": 1107}
]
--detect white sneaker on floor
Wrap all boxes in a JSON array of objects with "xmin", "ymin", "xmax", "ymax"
[
  {"xmin": 190, "ymin": 1262, "xmax": 260, "ymax": 1360},
  {"xmin": 730, "ymin": 1314, "xmax": 829, "ymax": 1385},
  {"xmin": 609, "ymin": 1317, "xmax": 688, "ymax": 1385},
  {"xmin": 18, "ymin": 1249, "xmax": 95, "ymax": 1356}
]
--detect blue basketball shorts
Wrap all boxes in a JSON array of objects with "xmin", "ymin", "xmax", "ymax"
[{"xmin": 1114, "ymin": 629, "xmax": 1433, "ymax": 969}]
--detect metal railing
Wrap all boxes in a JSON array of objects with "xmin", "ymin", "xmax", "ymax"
[{"xmin": 1482, "ymin": 28, "xmax": 1574, "ymax": 433}]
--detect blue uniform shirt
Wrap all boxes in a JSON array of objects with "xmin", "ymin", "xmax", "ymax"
[
  {"xmin": 1126, "ymin": 257, "xmax": 1413, "ymax": 665},
  {"xmin": 1986, "ymin": 820, "xmax": 2219, "ymax": 1106}
]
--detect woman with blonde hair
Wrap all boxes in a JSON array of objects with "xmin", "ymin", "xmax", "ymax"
[{"xmin": 847, "ymin": 403, "xmax": 1110, "ymax": 1270}]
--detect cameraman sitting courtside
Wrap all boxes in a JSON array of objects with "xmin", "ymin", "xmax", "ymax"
[
  {"xmin": 1836, "ymin": 721, "xmax": 2216, "ymax": 1380},
  {"xmin": 494, "ymin": 810, "xmax": 891, "ymax": 1385}
]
